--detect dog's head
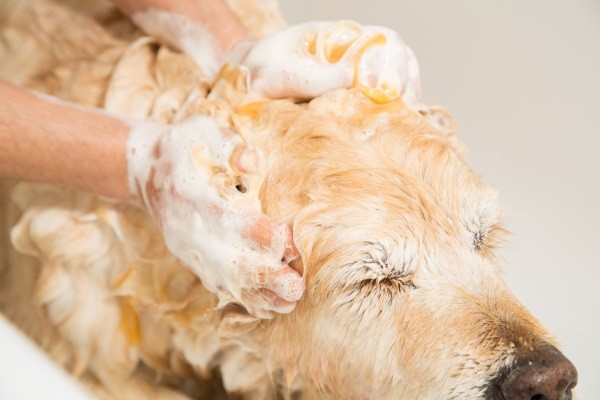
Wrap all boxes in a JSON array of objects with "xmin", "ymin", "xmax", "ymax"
[{"xmin": 234, "ymin": 89, "xmax": 578, "ymax": 399}]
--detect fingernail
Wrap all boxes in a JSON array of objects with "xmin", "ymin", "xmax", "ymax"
[
  {"xmin": 258, "ymin": 288, "xmax": 278, "ymax": 301},
  {"xmin": 271, "ymin": 297, "xmax": 296, "ymax": 314},
  {"xmin": 271, "ymin": 267, "xmax": 304, "ymax": 302}
]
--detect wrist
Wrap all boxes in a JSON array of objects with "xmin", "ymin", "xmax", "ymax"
[
  {"xmin": 126, "ymin": 121, "xmax": 168, "ymax": 207},
  {"xmin": 0, "ymin": 81, "xmax": 135, "ymax": 201},
  {"xmin": 129, "ymin": 1, "xmax": 252, "ymax": 80}
]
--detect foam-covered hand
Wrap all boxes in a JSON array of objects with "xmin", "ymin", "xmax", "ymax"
[
  {"xmin": 234, "ymin": 20, "xmax": 422, "ymax": 107},
  {"xmin": 127, "ymin": 117, "xmax": 304, "ymax": 318}
]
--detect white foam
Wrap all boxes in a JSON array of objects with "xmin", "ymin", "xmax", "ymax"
[
  {"xmin": 132, "ymin": 8, "xmax": 222, "ymax": 80},
  {"xmin": 126, "ymin": 117, "xmax": 302, "ymax": 317},
  {"xmin": 237, "ymin": 20, "xmax": 423, "ymax": 107}
]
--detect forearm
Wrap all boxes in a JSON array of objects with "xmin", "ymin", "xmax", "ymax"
[
  {"xmin": 0, "ymin": 80, "xmax": 132, "ymax": 201},
  {"xmin": 112, "ymin": 0, "xmax": 251, "ymax": 52}
]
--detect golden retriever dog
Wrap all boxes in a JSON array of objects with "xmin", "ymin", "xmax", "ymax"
[{"xmin": 0, "ymin": 1, "xmax": 578, "ymax": 399}]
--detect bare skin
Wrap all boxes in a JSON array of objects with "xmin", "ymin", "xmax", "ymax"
[
  {"xmin": 0, "ymin": 0, "xmax": 250, "ymax": 198},
  {"xmin": 0, "ymin": 80, "xmax": 131, "ymax": 200},
  {"xmin": 112, "ymin": 0, "xmax": 252, "ymax": 52},
  {"xmin": 0, "ymin": 78, "xmax": 303, "ymax": 314},
  {"xmin": 0, "ymin": 0, "xmax": 303, "ymax": 315}
]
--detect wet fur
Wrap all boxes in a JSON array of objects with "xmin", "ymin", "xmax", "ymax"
[{"xmin": 0, "ymin": 1, "xmax": 556, "ymax": 399}]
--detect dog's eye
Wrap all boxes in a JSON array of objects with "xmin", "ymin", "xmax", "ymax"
[
  {"xmin": 472, "ymin": 228, "xmax": 485, "ymax": 252},
  {"xmin": 351, "ymin": 270, "xmax": 417, "ymax": 294},
  {"xmin": 333, "ymin": 243, "xmax": 417, "ymax": 313},
  {"xmin": 460, "ymin": 186, "xmax": 506, "ymax": 257},
  {"xmin": 468, "ymin": 223, "xmax": 506, "ymax": 257},
  {"xmin": 342, "ymin": 242, "xmax": 417, "ymax": 294}
]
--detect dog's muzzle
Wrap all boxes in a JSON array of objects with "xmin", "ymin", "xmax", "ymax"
[{"xmin": 488, "ymin": 342, "xmax": 577, "ymax": 400}]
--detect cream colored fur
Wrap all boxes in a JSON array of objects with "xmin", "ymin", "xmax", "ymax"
[{"xmin": 0, "ymin": 1, "xmax": 555, "ymax": 399}]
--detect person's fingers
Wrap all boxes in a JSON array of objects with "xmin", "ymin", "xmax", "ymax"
[
  {"xmin": 226, "ymin": 40, "xmax": 255, "ymax": 65},
  {"xmin": 240, "ymin": 288, "xmax": 297, "ymax": 316},
  {"xmin": 242, "ymin": 212, "xmax": 284, "ymax": 249},
  {"xmin": 260, "ymin": 264, "xmax": 304, "ymax": 302},
  {"xmin": 267, "ymin": 296, "xmax": 297, "ymax": 314}
]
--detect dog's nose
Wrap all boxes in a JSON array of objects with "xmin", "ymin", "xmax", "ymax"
[{"xmin": 500, "ymin": 343, "xmax": 577, "ymax": 400}]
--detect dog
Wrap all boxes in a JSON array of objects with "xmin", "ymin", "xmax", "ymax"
[{"xmin": 0, "ymin": 1, "xmax": 578, "ymax": 399}]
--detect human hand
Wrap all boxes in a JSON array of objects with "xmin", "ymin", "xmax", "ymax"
[
  {"xmin": 126, "ymin": 116, "xmax": 304, "ymax": 318},
  {"xmin": 234, "ymin": 20, "xmax": 422, "ymax": 107},
  {"xmin": 119, "ymin": 0, "xmax": 251, "ymax": 80}
]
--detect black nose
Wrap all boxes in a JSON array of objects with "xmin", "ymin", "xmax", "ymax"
[{"xmin": 500, "ymin": 343, "xmax": 577, "ymax": 400}]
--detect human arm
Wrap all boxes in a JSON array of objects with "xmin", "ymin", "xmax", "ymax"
[
  {"xmin": 111, "ymin": 0, "xmax": 250, "ymax": 52},
  {"xmin": 127, "ymin": 116, "xmax": 303, "ymax": 317},
  {"xmin": 0, "ymin": 80, "xmax": 303, "ymax": 317},
  {"xmin": 237, "ymin": 20, "xmax": 423, "ymax": 107},
  {"xmin": 111, "ymin": 0, "xmax": 252, "ymax": 78},
  {"xmin": 110, "ymin": 1, "xmax": 421, "ymax": 106},
  {"xmin": 0, "ymin": 79, "xmax": 131, "ymax": 200}
]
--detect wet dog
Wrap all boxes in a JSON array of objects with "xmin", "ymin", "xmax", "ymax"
[{"xmin": 0, "ymin": 1, "xmax": 577, "ymax": 399}]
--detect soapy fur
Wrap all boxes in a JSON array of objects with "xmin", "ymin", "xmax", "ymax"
[{"xmin": 0, "ymin": 1, "xmax": 573, "ymax": 399}]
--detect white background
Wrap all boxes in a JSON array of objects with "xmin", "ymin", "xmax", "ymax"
[{"xmin": 281, "ymin": 1, "xmax": 600, "ymax": 398}]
